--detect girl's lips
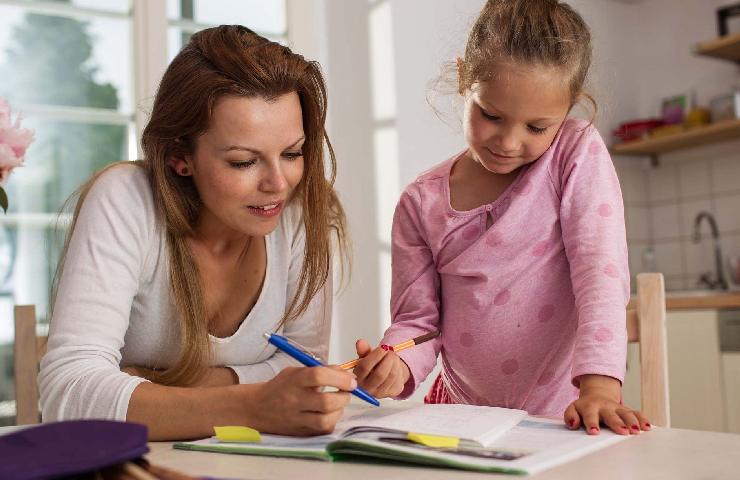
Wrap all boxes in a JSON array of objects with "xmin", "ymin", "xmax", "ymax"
[{"xmin": 247, "ymin": 201, "xmax": 283, "ymax": 218}]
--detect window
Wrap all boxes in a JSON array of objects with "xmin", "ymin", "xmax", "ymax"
[
  {"xmin": 0, "ymin": 0, "xmax": 286, "ymax": 424},
  {"xmin": 166, "ymin": 0, "xmax": 287, "ymax": 62}
]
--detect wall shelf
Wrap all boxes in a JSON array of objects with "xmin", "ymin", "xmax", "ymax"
[
  {"xmin": 694, "ymin": 33, "xmax": 740, "ymax": 62},
  {"xmin": 611, "ymin": 118, "xmax": 740, "ymax": 156}
]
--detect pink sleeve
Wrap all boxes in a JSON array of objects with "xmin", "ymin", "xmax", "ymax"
[
  {"xmin": 381, "ymin": 184, "xmax": 442, "ymax": 399},
  {"xmin": 558, "ymin": 126, "xmax": 630, "ymax": 387}
]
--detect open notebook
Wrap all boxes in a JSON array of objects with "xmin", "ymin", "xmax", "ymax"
[{"xmin": 174, "ymin": 404, "xmax": 629, "ymax": 475}]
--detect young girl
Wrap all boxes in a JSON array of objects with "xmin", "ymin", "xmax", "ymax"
[
  {"xmin": 353, "ymin": 0, "xmax": 650, "ymax": 436},
  {"xmin": 39, "ymin": 26, "xmax": 355, "ymax": 440}
]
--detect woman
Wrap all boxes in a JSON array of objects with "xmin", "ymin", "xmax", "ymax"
[{"xmin": 39, "ymin": 25, "xmax": 353, "ymax": 440}]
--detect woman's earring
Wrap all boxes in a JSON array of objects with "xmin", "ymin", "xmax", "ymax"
[{"xmin": 180, "ymin": 167, "xmax": 189, "ymax": 176}]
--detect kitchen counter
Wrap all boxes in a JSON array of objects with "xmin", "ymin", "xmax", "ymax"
[{"xmin": 628, "ymin": 290, "xmax": 740, "ymax": 310}]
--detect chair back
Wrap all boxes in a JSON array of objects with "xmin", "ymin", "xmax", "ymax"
[
  {"xmin": 13, "ymin": 305, "xmax": 46, "ymax": 425},
  {"xmin": 626, "ymin": 273, "xmax": 670, "ymax": 427}
]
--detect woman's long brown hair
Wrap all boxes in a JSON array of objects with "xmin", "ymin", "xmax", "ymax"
[{"xmin": 51, "ymin": 25, "xmax": 349, "ymax": 386}]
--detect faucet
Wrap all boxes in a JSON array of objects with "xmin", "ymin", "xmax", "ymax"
[{"xmin": 693, "ymin": 211, "xmax": 728, "ymax": 290}]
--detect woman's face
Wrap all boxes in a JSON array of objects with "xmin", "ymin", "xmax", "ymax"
[{"xmin": 183, "ymin": 93, "xmax": 305, "ymax": 238}]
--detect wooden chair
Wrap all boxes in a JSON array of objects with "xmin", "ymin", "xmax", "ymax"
[
  {"xmin": 626, "ymin": 273, "xmax": 670, "ymax": 427},
  {"xmin": 13, "ymin": 305, "xmax": 46, "ymax": 425}
]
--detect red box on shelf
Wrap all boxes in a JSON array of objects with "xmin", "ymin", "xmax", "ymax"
[{"xmin": 612, "ymin": 119, "xmax": 664, "ymax": 142}]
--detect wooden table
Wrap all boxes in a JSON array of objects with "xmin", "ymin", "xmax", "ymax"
[
  {"xmin": 146, "ymin": 426, "xmax": 740, "ymax": 479},
  {"xmin": 3, "ymin": 413, "xmax": 740, "ymax": 479}
]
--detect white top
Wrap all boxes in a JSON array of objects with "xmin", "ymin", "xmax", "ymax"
[{"xmin": 39, "ymin": 164, "xmax": 330, "ymax": 422}]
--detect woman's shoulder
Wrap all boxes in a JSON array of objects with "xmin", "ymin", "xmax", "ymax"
[
  {"xmin": 81, "ymin": 162, "xmax": 157, "ymax": 232},
  {"xmin": 87, "ymin": 162, "xmax": 153, "ymax": 207}
]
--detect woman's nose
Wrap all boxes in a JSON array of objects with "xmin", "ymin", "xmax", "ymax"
[{"xmin": 260, "ymin": 163, "xmax": 288, "ymax": 193}]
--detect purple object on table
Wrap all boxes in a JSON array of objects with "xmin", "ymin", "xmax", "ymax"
[{"xmin": 0, "ymin": 420, "xmax": 149, "ymax": 480}]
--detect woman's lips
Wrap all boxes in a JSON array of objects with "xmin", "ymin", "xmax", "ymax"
[{"xmin": 247, "ymin": 201, "xmax": 283, "ymax": 218}]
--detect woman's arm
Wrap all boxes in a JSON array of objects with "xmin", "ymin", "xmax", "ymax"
[{"xmin": 127, "ymin": 366, "xmax": 355, "ymax": 440}]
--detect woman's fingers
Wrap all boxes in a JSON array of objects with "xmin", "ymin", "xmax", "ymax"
[
  {"xmin": 301, "ymin": 390, "xmax": 351, "ymax": 414},
  {"xmin": 294, "ymin": 366, "xmax": 357, "ymax": 392}
]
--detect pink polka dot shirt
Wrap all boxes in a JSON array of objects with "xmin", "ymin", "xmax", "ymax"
[{"xmin": 382, "ymin": 118, "xmax": 630, "ymax": 416}]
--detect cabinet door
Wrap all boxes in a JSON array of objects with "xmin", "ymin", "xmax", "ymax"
[
  {"xmin": 722, "ymin": 353, "xmax": 740, "ymax": 434},
  {"xmin": 666, "ymin": 310, "xmax": 725, "ymax": 431},
  {"xmin": 623, "ymin": 309, "xmax": 726, "ymax": 431}
]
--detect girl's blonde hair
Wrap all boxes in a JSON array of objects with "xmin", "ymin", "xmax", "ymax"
[
  {"xmin": 52, "ymin": 25, "xmax": 349, "ymax": 386},
  {"xmin": 459, "ymin": 0, "xmax": 596, "ymax": 116}
]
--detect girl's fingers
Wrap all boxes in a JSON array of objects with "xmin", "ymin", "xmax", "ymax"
[
  {"xmin": 563, "ymin": 403, "xmax": 580, "ymax": 430},
  {"xmin": 352, "ymin": 348, "xmax": 387, "ymax": 382},
  {"xmin": 362, "ymin": 352, "xmax": 395, "ymax": 393},
  {"xmin": 616, "ymin": 408, "xmax": 642, "ymax": 434},
  {"xmin": 602, "ymin": 410, "xmax": 629, "ymax": 435},
  {"xmin": 375, "ymin": 360, "xmax": 404, "ymax": 397},
  {"xmin": 579, "ymin": 405, "xmax": 601, "ymax": 435},
  {"xmin": 355, "ymin": 339, "xmax": 372, "ymax": 357},
  {"xmin": 634, "ymin": 410, "xmax": 652, "ymax": 431}
]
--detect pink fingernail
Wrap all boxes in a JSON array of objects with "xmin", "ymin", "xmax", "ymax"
[
  {"xmin": 567, "ymin": 419, "xmax": 575, "ymax": 428},
  {"xmin": 645, "ymin": 423, "xmax": 651, "ymax": 428},
  {"xmin": 631, "ymin": 425, "xmax": 639, "ymax": 432},
  {"xmin": 380, "ymin": 344, "xmax": 390, "ymax": 351},
  {"xmin": 588, "ymin": 427, "xmax": 599, "ymax": 434}
]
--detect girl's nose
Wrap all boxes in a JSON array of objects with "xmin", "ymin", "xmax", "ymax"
[{"xmin": 495, "ymin": 130, "xmax": 520, "ymax": 153}]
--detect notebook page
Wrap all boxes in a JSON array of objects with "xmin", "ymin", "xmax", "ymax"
[{"xmin": 338, "ymin": 404, "xmax": 527, "ymax": 447}]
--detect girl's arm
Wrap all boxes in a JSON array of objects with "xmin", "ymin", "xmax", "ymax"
[
  {"xmin": 557, "ymin": 123, "xmax": 648, "ymax": 434},
  {"xmin": 376, "ymin": 185, "xmax": 443, "ymax": 398}
]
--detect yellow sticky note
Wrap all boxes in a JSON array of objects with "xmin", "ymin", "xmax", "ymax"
[
  {"xmin": 407, "ymin": 432, "xmax": 459, "ymax": 448},
  {"xmin": 214, "ymin": 426, "xmax": 261, "ymax": 443}
]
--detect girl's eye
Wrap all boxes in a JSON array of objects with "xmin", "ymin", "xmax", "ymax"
[
  {"xmin": 283, "ymin": 151, "xmax": 303, "ymax": 160},
  {"xmin": 229, "ymin": 160, "xmax": 257, "ymax": 169},
  {"xmin": 527, "ymin": 125, "xmax": 547, "ymax": 135},
  {"xmin": 480, "ymin": 108, "xmax": 500, "ymax": 121}
]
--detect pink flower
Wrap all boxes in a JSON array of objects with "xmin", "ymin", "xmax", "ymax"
[{"xmin": 0, "ymin": 98, "xmax": 34, "ymax": 184}]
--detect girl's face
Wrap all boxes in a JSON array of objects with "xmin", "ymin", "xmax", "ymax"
[
  {"xmin": 462, "ymin": 62, "xmax": 572, "ymax": 175},
  {"xmin": 183, "ymin": 93, "xmax": 305, "ymax": 238}
]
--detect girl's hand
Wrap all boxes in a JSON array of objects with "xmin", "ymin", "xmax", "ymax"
[
  {"xmin": 247, "ymin": 366, "xmax": 354, "ymax": 436},
  {"xmin": 564, "ymin": 374, "xmax": 651, "ymax": 435},
  {"xmin": 352, "ymin": 338, "xmax": 411, "ymax": 398}
]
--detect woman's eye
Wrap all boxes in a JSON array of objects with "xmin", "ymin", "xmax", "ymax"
[
  {"xmin": 283, "ymin": 151, "xmax": 303, "ymax": 160},
  {"xmin": 527, "ymin": 125, "xmax": 547, "ymax": 135},
  {"xmin": 229, "ymin": 160, "xmax": 257, "ymax": 169}
]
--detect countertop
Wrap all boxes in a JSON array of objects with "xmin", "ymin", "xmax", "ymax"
[{"xmin": 628, "ymin": 290, "xmax": 740, "ymax": 310}]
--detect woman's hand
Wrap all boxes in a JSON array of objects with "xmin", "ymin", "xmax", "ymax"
[
  {"xmin": 246, "ymin": 366, "xmax": 354, "ymax": 436},
  {"xmin": 352, "ymin": 339, "xmax": 410, "ymax": 398},
  {"xmin": 564, "ymin": 374, "xmax": 651, "ymax": 435}
]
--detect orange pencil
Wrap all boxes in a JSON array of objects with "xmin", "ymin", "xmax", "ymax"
[{"xmin": 338, "ymin": 331, "xmax": 440, "ymax": 370}]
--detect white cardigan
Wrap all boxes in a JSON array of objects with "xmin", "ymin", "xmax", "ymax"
[{"xmin": 39, "ymin": 164, "xmax": 330, "ymax": 422}]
